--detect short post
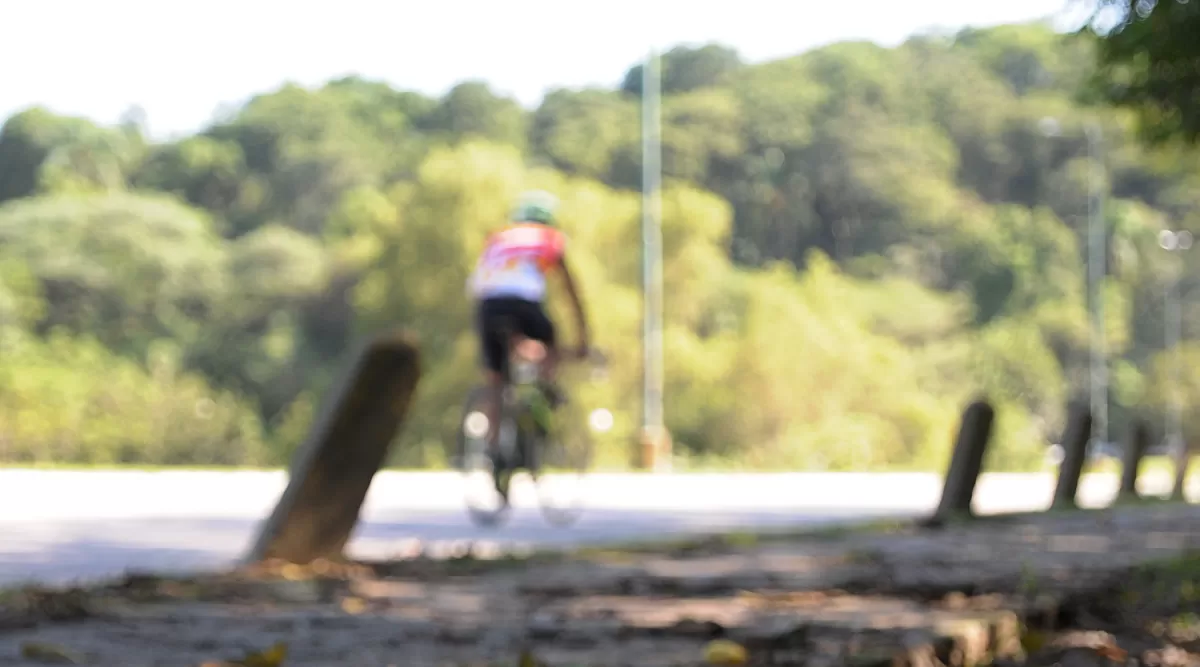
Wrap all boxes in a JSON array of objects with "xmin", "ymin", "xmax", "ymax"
[
  {"xmin": 245, "ymin": 331, "xmax": 421, "ymax": 565},
  {"xmin": 929, "ymin": 400, "xmax": 995, "ymax": 525},
  {"xmin": 1117, "ymin": 420, "xmax": 1149, "ymax": 503},
  {"xmin": 1172, "ymin": 440, "xmax": 1191, "ymax": 501},
  {"xmin": 1051, "ymin": 402, "xmax": 1092, "ymax": 511}
]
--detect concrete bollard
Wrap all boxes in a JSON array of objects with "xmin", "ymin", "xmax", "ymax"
[
  {"xmin": 1172, "ymin": 441, "xmax": 1192, "ymax": 502},
  {"xmin": 1051, "ymin": 402, "xmax": 1092, "ymax": 511},
  {"xmin": 1117, "ymin": 421, "xmax": 1149, "ymax": 503},
  {"xmin": 244, "ymin": 331, "xmax": 421, "ymax": 565},
  {"xmin": 929, "ymin": 400, "xmax": 995, "ymax": 525}
]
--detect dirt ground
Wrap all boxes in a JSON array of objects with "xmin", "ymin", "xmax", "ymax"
[{"xmin": 3, "ymin": 503, "xmax": 1200, "ymax": 666}]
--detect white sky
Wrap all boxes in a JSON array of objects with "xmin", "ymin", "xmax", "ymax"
[{"xmin": 2, "ymin": 0, "xmax": 1080, "ymax": 140}]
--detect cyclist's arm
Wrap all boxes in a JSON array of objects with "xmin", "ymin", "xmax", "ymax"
[{"xmin": 556, "ymin": 255, "xmax": 589, "ymax": 353}]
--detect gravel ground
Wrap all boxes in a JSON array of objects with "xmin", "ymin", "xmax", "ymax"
[{"xmin": 2, "ymin": 503, "xmax": 1200, "ymax": 666}]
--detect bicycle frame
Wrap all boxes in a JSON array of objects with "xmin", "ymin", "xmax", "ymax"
[
  {"xmin": 506, "ymin": 335, "xmax": 545, "ymax": 388},
  {"xmin": 458, "ymin": 328, "xmax": 611, "ymax": 526},
  {"xmin": 487, "ymin": 329, "xmax": 546, "ymax": 466}
]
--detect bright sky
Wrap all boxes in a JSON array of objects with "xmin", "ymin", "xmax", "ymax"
[{"xmin": 2, "ymin": 0, "xmax": 1081, "ymax": 140}]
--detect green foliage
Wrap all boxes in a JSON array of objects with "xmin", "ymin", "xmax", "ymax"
[
  {"xmin": 0, "ymin": 192, "xmax": 228, "ymax": 354},
  {"xmin": 0, "ymin": 107, "xmax": 144, "ymax": 202},
  {"xmin": 0, "ymin": 332, "xmax": 265, "ymax": 464},
  {"xmin": 621, "ymin": 44, "xmax": 744, "ymax": 97},
  {"xmin": 0, "ymin": 20, "xmax": 1195, "ymax": 469},
  {"xmin": 1085, "ymin": 0, "xmax": 1200, "ymax": 145}
]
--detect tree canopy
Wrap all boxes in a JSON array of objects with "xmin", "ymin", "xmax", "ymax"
[{"xmin": 1085, "ymin": 0, "xmax": 1200, "ymax": 145}]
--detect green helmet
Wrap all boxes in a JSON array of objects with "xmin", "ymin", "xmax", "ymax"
[{"xmin": 510, "ymin": 190, "xmax": 558, "ymax": 225}]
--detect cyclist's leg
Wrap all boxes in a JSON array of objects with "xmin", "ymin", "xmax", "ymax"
[
  {"xmin": 476, "ymin": 299, "xmax": 509, "ymax": 453},
  {"xmin": 517, "ymin": 299, "xmax": 560, "ymax": 402}
]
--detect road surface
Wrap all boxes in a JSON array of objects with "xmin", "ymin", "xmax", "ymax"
[{"xmin": 0, "ymin": 469, "xmax": 1191, "ymax": 586}]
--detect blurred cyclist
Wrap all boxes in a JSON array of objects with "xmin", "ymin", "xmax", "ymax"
[{"xmin": 467, "ymin": 190, "xmax": 589, "ymax": 454}]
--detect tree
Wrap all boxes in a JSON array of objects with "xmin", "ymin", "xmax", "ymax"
[
  {"xmin": 420, "ymin": 81, "xmax": 528, "ymax": 149},
  {"xmin": 0, "ymin": 108, "xmax": 143, "ymax": 202},
  {"xmin": 621, "ymin": 44, "xmax": 743, "ymax": 97},
  {"xmin": 529, "ymin": 89, "xmax": 639, "ymax": 182},
  {"xmin": 0, "ymin": 192, "xmax": 227, "ymax": 354},
  {"xmin": 1084, "ymin": 0, "xmax": 1200, "ymax": 145}
]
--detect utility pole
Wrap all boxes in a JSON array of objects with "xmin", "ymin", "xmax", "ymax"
[{"xmin": 639, "ymin": 49, "xmax": 670, "ymax": 472}]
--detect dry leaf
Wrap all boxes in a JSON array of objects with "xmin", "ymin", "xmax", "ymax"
[
  {"xmin": 340, "ymin": 596, "xmax": 367, "ymax": 615},
  {"xmin": 703, "ymin": 639, "xmax": 748, "ymax": 665},
  {"xmin": 1093, "ymin": 643, "xmax": 1129, "ymax": 662}
]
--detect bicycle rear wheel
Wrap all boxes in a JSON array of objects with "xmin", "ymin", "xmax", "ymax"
[
  {"xmin": 456, "ymin": 386, "xmax": 513, "ymax": 527},
  {"xmin": 531, "ymin": 393, "xmax": 594, "ymax": 527}
]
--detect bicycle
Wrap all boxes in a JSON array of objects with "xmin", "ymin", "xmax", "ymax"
[{"xmin": 456, "ymin": 322, "xmax": 610, "ymax": 527}]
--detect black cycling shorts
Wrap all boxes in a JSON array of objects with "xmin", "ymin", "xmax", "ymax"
[{"xmin": 476, "ymin": 297, "xmax": 557, "ymax": 377}]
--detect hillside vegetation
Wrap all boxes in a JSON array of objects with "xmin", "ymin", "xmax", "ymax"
[{"xmin": 2, "ymin": 22, "xmax": 1197, "ymax": 471}]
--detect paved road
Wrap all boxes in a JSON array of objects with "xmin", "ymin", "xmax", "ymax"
[{"xmin": 0, "ymin": 469, "xmax": 1191, "ymax": 586}]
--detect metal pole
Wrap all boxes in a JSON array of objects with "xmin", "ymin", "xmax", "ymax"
[
  {"xmin": 1086, "ymin": 121, "xmax": 1108, "ymax": 448},
  {"xmin": 641, "ymin": 49, "xmax": 669, "ymax": 471}
]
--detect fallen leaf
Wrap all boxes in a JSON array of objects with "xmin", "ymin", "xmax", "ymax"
[
  {"xmin": 340, "ymin": 596, "xmax": 367, "ymax": 614},
  {"xmin": 1093, "ymin": 642, "xmax": 1129, "ymax": 662},
  {"xmin": 21, "ymin": 642, "xmax": 82, "ymax": 664},
  {"xmin": 230, "ymin": 641, "xmax": 287, "ymax": 667},
  {"xmin": 704, "ymin": 639, "xmax": 748, "ymax": 665}
]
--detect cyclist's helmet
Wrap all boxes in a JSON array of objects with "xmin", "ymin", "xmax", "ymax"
[{"xmin": 510, "ymin": 190, "xmax": 558, "ymax": 226}]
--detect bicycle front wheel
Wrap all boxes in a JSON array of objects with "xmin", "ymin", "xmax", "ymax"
[{"xmin": 456, "ymin": 386, "xmax": 512, "ymax": 527}]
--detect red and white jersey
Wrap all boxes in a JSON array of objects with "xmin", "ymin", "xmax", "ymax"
[{"xmin": 469, "ymin": 223, "xmax": 567, "ymax": 301}]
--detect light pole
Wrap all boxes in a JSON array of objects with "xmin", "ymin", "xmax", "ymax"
[
  {"xmin": 640, "ymin": 49, "xmax": 670, "ymax": 471},
  {"xmin": 1039, "ymin": 117, "xmax": 1108, "ymax": 449},
  {"xmin": 1159, "ymin": 228, "xmax": 1192, "ymax": 498}
]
